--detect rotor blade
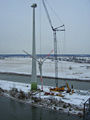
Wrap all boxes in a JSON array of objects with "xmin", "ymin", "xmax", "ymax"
[
  {"xmin": 56, "ymin": 29, "xmax": 65, "ymax": 31},
  {"xmin": 54, "ymin": 24, "xmax": 64, "ymax": 30},
  {"xmin": 23, "ymin": 50, "xmax": 39, "ymax": 63},
  {"xmin": 43, "ymin": 49, "xmax": 54, "ymax": 62}
]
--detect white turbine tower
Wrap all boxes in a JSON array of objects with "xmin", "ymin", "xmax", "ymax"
[{"xmin": 31, "ymin": 3, "xmax": 37, "ymax": 90}]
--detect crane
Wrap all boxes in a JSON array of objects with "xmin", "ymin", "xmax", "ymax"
[{"xmin": 42, "ymin": 0, "xmax": 65, "ymax": 87}]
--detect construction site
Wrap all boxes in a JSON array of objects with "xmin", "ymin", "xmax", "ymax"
[{"xmin": 0, "ymin": 0, "xmax": 90, "ymax": 120}]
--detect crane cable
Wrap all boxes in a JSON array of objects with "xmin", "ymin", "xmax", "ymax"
[
  {"xmin": 58, "ymin": 29, "xmax": 66, "ymax": 73},
  {"xmin": 45, "ymin": 0, "xmax": 64, "ymax": 26}
]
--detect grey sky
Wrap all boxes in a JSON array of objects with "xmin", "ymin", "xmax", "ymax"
[{"xmin": 0, "ymin": 0, "xmax": 90, "ymax": 54}]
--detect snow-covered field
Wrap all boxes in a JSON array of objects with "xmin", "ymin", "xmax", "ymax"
[
  {"xmin": 0, "ymin": 57, "xmax": 90, "ymax": 115},
  {"xmin": 0, "ymin": 80, "xmax": 90, "ymax": 115},
  {"xmin": 0, "ymin": 57, "xmax": 90, "ymax": 81}
]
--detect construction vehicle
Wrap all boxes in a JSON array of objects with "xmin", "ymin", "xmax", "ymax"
[
  {"xmin": 66, "ymin": 82, "xmax": 71, "ymax": 93},
  {"xmin": 66, "ymin": 82, "xmax": 74, "ymax": 94},
  {"xmin": 50, "ymin": 86, "xmax": 65, "ymax": 92},
  {"xmin": 50, "ymin": 82, "xmax": 74, "ymax": 94}
]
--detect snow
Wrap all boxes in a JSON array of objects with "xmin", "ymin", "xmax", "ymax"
[
  {"xmin": 62, "ymin": 93, "xmax": 89, "ymax": 106},
  {"xmin": 0, "ymin": 79, "xmax": 89, "ymax": 107},
  {"xmin": 0, "ymin": 57, "xmax": 90, "ymax": 115},
  {"xmin": 0, "ymin": 80, "xmax": 31, "ymax": 92},
  {"xmin": 0, "ymin": 57, "xmax": 90, "ymax": 80},
  {"xmin": 0, "ymin": 79, "xmax": 90, "ymax": 116}
]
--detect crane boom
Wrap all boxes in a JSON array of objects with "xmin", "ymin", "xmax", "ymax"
[{"xmin": 42, "ymin": 0, "xmax": 53, "ymax": 30}]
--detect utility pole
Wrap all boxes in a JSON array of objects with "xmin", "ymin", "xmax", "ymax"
[{"xmin": 31, "ymin": 3, "xmax": 37, "ymax": 90}]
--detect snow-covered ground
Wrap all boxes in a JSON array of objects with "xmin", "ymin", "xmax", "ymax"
[
  {"xmin": 0, "ymin": 57, "xmax": 90, "ymax": 80},
  {"xmin": 0, "ymin": 57, "xmax": 90, "ymax": 116},
  {"xmin": 0, "ymin": 80, "xmax": 90, "ymax": 115}
]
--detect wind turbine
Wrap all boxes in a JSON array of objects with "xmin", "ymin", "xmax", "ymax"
[{"xmin": 23, "ymin": 50, "xmax": 53, "ymax": 90}]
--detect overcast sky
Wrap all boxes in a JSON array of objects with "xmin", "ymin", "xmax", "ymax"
[{"xmin": 0, "ymin": 0, "xmax": 90, "ymax": 54}]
